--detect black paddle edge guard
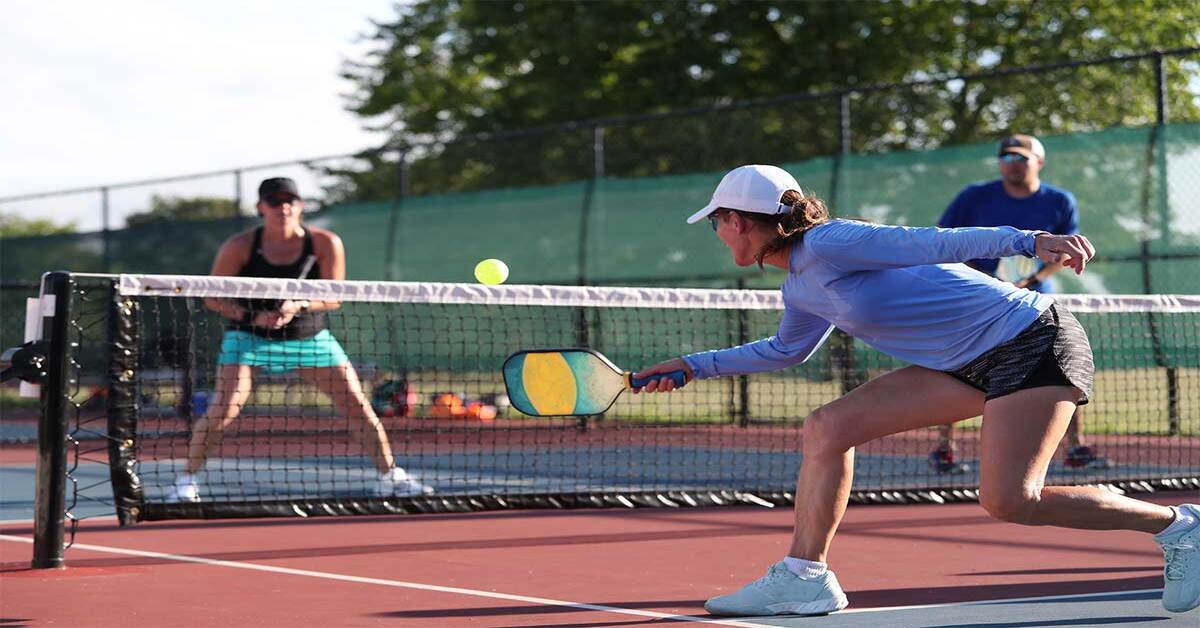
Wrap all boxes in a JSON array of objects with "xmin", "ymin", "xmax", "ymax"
[{"xmin": 133, "ymin": 476, "xmax": 1200, "ymax": 521}]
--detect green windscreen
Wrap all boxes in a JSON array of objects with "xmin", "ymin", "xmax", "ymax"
[{"xmin": 4, "ymin": 123, "xmax": 1198, "ymax": 292}]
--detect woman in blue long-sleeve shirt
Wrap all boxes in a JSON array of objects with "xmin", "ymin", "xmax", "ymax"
[{"xmin": 635, "ymin": 165, "xmax": 1199, "ymax": 617}]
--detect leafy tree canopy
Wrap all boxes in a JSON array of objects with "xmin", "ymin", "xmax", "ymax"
[
  {"xmin": 347, "ymin": 0, "xmax": 1199, "ymax": 139},
  {"xmin": 333, "ymin": 0, "xmax": 1200, "ymax": 200},
  {"xmin": 0, "ymin": 211, "xmax": 76, "ymax": 238},
  {"xmin": 124, "ymin": 195, "xmax": 242, "ymax": 228}
]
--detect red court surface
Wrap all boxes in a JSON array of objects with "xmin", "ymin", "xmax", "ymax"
[{"xmin": 2, "ymin": 490, "xmax": 1193, "ymax": 627}]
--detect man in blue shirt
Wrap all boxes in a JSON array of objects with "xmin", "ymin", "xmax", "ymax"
[{"xmin": 932, "ymin": 134, "xmax": 1109, "ymax": 473}]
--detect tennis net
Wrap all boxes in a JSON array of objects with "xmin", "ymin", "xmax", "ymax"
[{"xmin": 26, "ymin": 272, "xmax": 1200, "ymax": 532}]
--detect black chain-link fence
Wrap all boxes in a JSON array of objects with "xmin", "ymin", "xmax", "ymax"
[{"xmin": 2, "ymin": 49, "xmax": 1198, "ymax": 292}]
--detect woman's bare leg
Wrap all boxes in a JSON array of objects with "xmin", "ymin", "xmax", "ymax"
[
  {"xmin": 790, "ymin": 366, "xmax": 986, "ymax": 561},
  {"xmin": 1065, "ymin": 406, "xmax": 1085, "ymax": 448},
  {"xmin": 185, "ymin": 364, "xmax": 254, "ymax": 474},
  {"xmin": 978, "ymin": 386, "xmax": 1172, "ymax": 533},
  {"xmin": 298, "ymin": 364, "xmax": 395, "ymax": 474}
]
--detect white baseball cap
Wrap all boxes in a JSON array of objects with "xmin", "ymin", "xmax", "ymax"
[{"xmin": 686, "ymin": 164, "xmax": 803, "ymax": 224}]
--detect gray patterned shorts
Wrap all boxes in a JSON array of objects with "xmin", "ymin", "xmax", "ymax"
[{"xmin": 945, "ymin": 305, "xmax": 1095, "ymax": 405}]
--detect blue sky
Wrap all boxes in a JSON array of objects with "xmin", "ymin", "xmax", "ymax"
[{"xmin": 1, "ymin": 1, "xmax": 399, "ymax": 231}]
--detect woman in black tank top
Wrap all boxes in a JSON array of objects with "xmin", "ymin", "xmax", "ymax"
[
  {"xmin": 228, "ymin": 226, "xmax": 327, "ymax": 340},
  {"xmin": 167, "ymin": 177, "xmax": 431, "ymax": 503}
]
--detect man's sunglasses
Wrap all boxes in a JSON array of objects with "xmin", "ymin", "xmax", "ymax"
[
  {"xmin": 263, "ymin": 196, "xmax": 300, "ymax": 207},
  {"xmin": 707, "ymin": 213, "xmax": 721, "ymax": 231},
  {"xmin": 998, "ymin": 153, "xmax": 1030, "ymax": 164}
]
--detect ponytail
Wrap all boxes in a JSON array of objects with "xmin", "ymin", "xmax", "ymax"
[{"xmin": 745, "ymin": 190, "xmax": 830, "ymax": 268}]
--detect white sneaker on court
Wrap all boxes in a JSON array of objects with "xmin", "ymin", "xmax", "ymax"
[
  {"xmin": 704, "ymin": 561, "xmax": 849, "ymax": 617},
  {"xmin": 165, "ymin": 473, "xmax": 200, "ymax": 503},
  {"xmin": 1158, "ymin": 503, "xmax": 1200, "ymax": 613},
  {"xmin": 373, "ymin": 467, "xmax": 434, "ymax": 497}
]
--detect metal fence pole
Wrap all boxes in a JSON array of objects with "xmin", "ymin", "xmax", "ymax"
[
  {"xmin": 577, "ymin": 124, "xmax": 603, "ymax": 288},
  {"xmin": 572, "ymin": 126, "xmax": 605, "ymax": 431},
  {"xmin": 827, "ymin": 92, "xmax": 851, "ymax": 208},
  {"xmin": 1151, "ymin": 53, "xmax": 1180, "ymax": 434},
  {"xmin": 234, "ymin": 169, "xmax": 244, "ymax": 224},
  {"xmin": 384, "ymin": 150, "xmax": 407, "ymax": 281},
  {"xmin": 101, "ymin": 187, "xmax": 111, "ymax": 272},
  {"xmin": 826, "ymin": 91, "xmax": 863, "ymax": 394},
  {"xmin": 1154, "ymin": 53, "xmax": 1173, "ymax": 250},
  {"xmin": 594, "ymin": 124, "xmax": 605, "ymax": 180},
  {"xmin": 1136, "ymin": 54, "xmax": 1179, "ymax": 435},
  {"xmin": 1155, "ymin": 52, "xmax": 1169, "ymax": 125}
]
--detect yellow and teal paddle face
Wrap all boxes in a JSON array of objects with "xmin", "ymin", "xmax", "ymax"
[{"xmin": 502, "ymin": 349, "xmax": 628, "ymax": 417}]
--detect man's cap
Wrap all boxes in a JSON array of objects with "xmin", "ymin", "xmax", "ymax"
[
  {"xmin": 686, "ymin": 165, "xmax": 802, "ymax": 224},
  {"xmin": 997, "ymin": 134, "xmax": 1046, "ymax": 161},
  {"xmin": 258, "ymin": 177, "xmax": 301, "ymax": 201}
]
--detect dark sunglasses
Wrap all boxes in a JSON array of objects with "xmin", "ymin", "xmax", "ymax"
[
  {"xmin": 263, "ymin": 195, "xmax": 299, "ymax": 207},
  {"xmin": 707, "ymin": 213, "xmax": 721, "ymax": 231},
  {"xmin": 998, "ymin": 153, "xmax": 1030, "ymax": 164}
]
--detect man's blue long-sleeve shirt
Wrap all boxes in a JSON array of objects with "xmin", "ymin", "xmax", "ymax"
[{"xmin": 682, "ymin": 220, "xmax": 1052, "ymax": 379}]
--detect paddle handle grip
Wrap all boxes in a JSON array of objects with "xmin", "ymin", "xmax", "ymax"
[{"xmin": 629, "ymin": 370, "xmax": 687, "ymax": 389}]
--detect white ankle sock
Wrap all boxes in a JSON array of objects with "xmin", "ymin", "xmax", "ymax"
[
  {"xmin": 1156, "ymin": 506, "xmax": 1199, "ymax": 539},
  {"xmin": 176, "ymin": 473, "xmax": 196, "ymax": 485},
  {"xmin": 783, "ymin": 556, "xmax": 828, "ymax": 579}
]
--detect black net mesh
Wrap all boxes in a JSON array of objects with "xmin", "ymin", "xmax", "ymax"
[{"xmin": 34, "ymin": 274, "xmax": 1198, "ymax": 523}]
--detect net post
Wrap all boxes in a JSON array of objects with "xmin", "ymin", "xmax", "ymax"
[
  {"xmin": 31, "ymin": 271, "xmax": 73, "ymax": 569},
  {"xmin": 107, "ymin": 279, "xmax": 143, "ymax": 525}
]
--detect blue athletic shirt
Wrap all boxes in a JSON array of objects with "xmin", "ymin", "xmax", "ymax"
[
  {"xmin": 681, "ymin": 219, "xmax": 1053, "ymax": 379},
  {"xmin": 938, "ymin": 180, "xmax": 1079, "ymax": 292}
]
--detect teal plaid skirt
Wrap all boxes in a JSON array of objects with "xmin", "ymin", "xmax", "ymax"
[{"xmin": 216, "ymin": 329, "xmax": 349, "ymax": 373}]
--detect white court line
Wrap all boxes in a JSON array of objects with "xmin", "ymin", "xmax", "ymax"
[
  {"xmin": 0, "ymin": 534, "xmax": 774, "ymax": 628},
  {"xmin": 838, "ymin": 586, "xmax": 1163, "ymax": 614},
  {"xmin": 0, "ymin": 515, "xmax": 118, "ymax": 526}
]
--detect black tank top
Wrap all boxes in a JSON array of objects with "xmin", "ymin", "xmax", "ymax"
[{"xmin": 228, "ymin": 227, "xmax": 327, "ymax": 340}]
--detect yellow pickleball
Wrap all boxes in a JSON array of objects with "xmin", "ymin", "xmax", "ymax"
[{"xmin": 474, "ymin": 258, "xmax": 509, "ymax": 285}]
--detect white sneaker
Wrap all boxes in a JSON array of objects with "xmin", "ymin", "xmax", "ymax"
[
  {"xmin": 373, "ymin": 468, "xmax": 434, "ymax": 497},
  {"xmin": 1158, "ymin": 503, "xmax": 1200, "ymax": 613},
  {"xmin": 705, "ymin": 561, "xmax": 849, "ymax": 616},
  {"xmin": 165, "ymin": 473, "xmax": 200, "ymax": 503}
]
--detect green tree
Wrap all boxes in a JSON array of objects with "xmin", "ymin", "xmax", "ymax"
[
  {"xmin": 124, "ymin": 195, "xmax": 242, "ymax": 227},
  {"xmin": 333, "ymin": 0, "xmax": 1200, "ymax": 200},
  {"xmin": 0, "ymin": 211, "xmax": 76, "ymax": 238}
]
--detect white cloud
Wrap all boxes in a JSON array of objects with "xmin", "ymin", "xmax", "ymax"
[{"xmin": 0, "ymin": 0, "xmax": 400, "ymax": 231}]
